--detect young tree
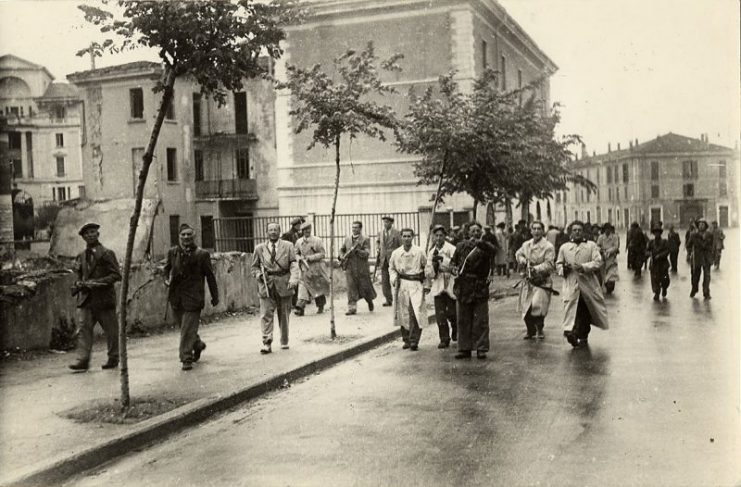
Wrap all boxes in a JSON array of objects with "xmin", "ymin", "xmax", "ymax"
[
  {"xmin": 278, "ymin": 42, "xmax": 401, "ymax": 338},
  {"xmin": 77, "ymin": 0, "xmax": 296, "ymax": 409}
]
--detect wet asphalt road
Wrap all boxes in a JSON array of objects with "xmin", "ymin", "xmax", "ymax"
[{"xmin": 65, "ymin": 233, "xmax": 740, "ymax": 487}]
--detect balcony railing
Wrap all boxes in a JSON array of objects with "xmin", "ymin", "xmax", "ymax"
[{"xmin": 195, "ymin": 178, "xmax": 258, "ymax": 200}]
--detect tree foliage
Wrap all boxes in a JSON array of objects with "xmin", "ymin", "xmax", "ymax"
[{"xmin": 399, "ymin": 69, "xmax": 593, "ymax": 214}]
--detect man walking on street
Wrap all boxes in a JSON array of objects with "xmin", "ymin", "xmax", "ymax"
[
  {"xmin": 667, "ymin": 224, "xmax": 681, "ymax": 273},
  {"xmin": 164, "ymin": 224, "xmax": 219, "ymax": 370},
  {"xmin": 688, "ymin": 218, "xmax": 714, "ymax": 300},
  {"xmin": 376, "ymin": 215, "xmax": 401, "ymax": 307},
  {"xmin": 646, "ymin": 222, "xmax": 671, "ymax": 301},
  {"xmin": 252, "ymin": 223, "xmax": 299, "ymax": 354},
  {"xmin": 341, "ymin": 221, "xmax": 376, "ymax": 315},
  {"xmin": 494, "ymin": 222, "xmax": 509, "ymax": 276},
  {"xmin": 711, "ymin": 221, "xmax": 725, "ymax": 270},
  {"xmin": 515, "ymin": 221, "xmax": 555, "ymax": 340},
  {"xmin": 556, "ymin": 221, "xmax": 609, "ymax": 348},
  {"xmin": 425, "ymin": 225, "xmax": 457, "ymax": 349},
  {"xmin": 596, "ymin": 223, "xmax": 620, "ymax": 294},
  {"xmin": 294, "ymin": 222, "xmax": 329, "ymax": 316},
  {"xmin": 389, "ymin": 228, "xmax": 427, "ymax": 351},
  {"xmin": 281, "ymin": 217, "xmax": 304, "ymax": 244},
  {"xmin": 69, "ymin": 223, "xmax": 121, "ymax": 372},
  {"xmin": 451, "ymin": 222, "xmax": 497, "ymax": 359},
  {"xmin": 627, "ymin": 222, "xmax": 647, "ymax": 277}
]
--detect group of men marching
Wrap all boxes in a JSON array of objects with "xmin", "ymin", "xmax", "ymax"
[{"xmin": 71, "ymin": 211, "xmax": 727, "ymax": 372}]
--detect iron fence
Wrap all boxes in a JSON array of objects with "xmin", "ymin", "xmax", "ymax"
[{"xmin": 213, "ymin": 211, "xmax": 421, "ymax": 256}]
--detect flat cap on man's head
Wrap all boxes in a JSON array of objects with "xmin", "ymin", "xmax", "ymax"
[
  {"xmin": 291, "ymin": 217, "xmax": 304, "ymax": 226},
  {"xmin": 179, "ymin": 223, "xmax": 194, "ymax": 232},
  {"xmin": 431, "ymin": 224, "xmax": 447, "ymax": 234},
  {"xmin": 381, "ymin": 215, "xmax": 394, "ymax": 222},
  {"xmin": 78, "ymin": 222, "xmax": 100, "ymax": 235},
  {"xmin": 300, "ymin": 222, "xmax": 312, "ymax": 231}
]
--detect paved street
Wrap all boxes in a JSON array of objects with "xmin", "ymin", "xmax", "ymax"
[{"xmin": 64, "ymin": 232, "xmax": 740, "ymax": 487}]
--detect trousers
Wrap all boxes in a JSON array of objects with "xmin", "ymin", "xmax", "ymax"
[
  {"xmin": 434, "ymin": 294, "xmax": 457, "ymax": 343},
  {"xmin": 381, "ymin": 262, "xmax": 393, "ymax": 303},
  {"xmin": 260, "ymin": 294, "xmax": 293, "ymax": 345},
  {"xmin": 572, "ymin": 296, "xmax": 592, "ymax": 340},
  {"xmin": 457, "ymin": 299, "xmax": 489, "ymax": 353},
  {"xmin": 691, "ymin": 263, "xmax": 711, "ymax": 297},
  {"xmin": 172, "ymin": 307, "xmax": 202, "ymax": 363},
  {"xmin": 76, "ymin": 306, "xmax": 118, "ymax": 363},
  {"xmin": 400, "ymin": 301, "xmax": 423, "ymax": 346},
  {"xmin": 524, "ymin": 308, "xmax": 545, "ymax": 336}
]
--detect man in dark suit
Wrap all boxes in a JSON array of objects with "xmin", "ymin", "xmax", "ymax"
[
  {"xmin": 252, "ymin": 223, "xmax": 300, "ymax": 354},
  {"xmin": 164, "ymin": 223, "xmax": 219, "ymax": 370},
  {"xmin": 376, "ymin": 215, "xmax": 402, "ymax": 306},
  {"xmin": 69, "ymin": 223, "xmax": 122, "ymax": 372}
]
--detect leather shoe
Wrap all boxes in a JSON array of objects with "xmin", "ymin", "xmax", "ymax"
[
  {"xmin": 193, "ymin": 341, "xmax": 206, "ymax": 362},
  {"xmin": 317, "ymin": 306, "xmax": 324, "ymax": 314},
  {"xmin": 704, "ymin": 295, "xmax": 711, "ymax": 300},
  {"xmin": 367, "ymin": 300, "xmax": 374, "ymax": 312},
  {"xmin": 345, "ymin": 309, "xmax": 357, "ymax": 315},
  {"xmin": 454, "ymin": 351, "xmax": 472, "ymax": 359},
  {"xmin": 563, "ymin": 330, "xmax": 578, "ymax": 348},
  {"xmin": 437, "ymin": 341, "xmax": 450, "ymax": 349},
  {"xmin": 536, "ymin": 332, "xmax": 545, "ymax": 339},
  {"xmin": 410, "ymin": 344, "xmax": 418, "ymax": 351},
  {"xmin": 260, "ymin": 344, "xmax": 272, "ymax": 354},
  {"xmin": 101, "ymin": 359, "xmax": 118, "ymax": 370},
  {"xmin": 281, "ymin": 344, "xmax": 289, "ymax": 350},
  {"xmin": 182, "ymin": 361, "xmax": 193, "ymax": 371},
  {"xmin": 476, "ymin": 351, "xmax": 487, "ymax": 359},
  {"xmin": 294, "ymin": 308, "xmax": 304, "ymax": 316},
  {"xmin": 523, "ymin": 334, "xmax": 535, "ymax": 340},
  {"xmin": 690, "ymin": 290, "xmax": 697, "ymax": 298},
  {"xmin": 382, "ymin": 301, "xmax": 393, "ymax": 307},
  {"xmin": 402, "ymin": 343, "xmax": 410, "ymax": 349},
  {"xmin": 69, "ymin": 360, "xmax": 89, "ymax": 372}
]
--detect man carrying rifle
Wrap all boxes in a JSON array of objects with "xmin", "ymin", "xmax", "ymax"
[
  {"xmin": 376, "ymin": 215, "xmax": 401, "ymax": 307},
  {"xmin": 389, "ymin": 228, "xmax": 428, "ymax": 350},
  {"xmin": 294, "ymin": 222, "xmax": 329, "ymax": 316},
  {"xmin": 69, "ymin": 222, "xmax": 121, "ymax": 372},
  {"xmin": 340, "ymin": 221, "xmax": 376, "ymax": 315},
  {"xmin": 450, "ymin": 222, "xmax": 497, "ymax": 360},
  {"xmin": 515, "ymin": 221, "xmax": 555, "ymax": 340},
  {"xmin": 252, "ymin": 223, "xmax": 299, "ymax": 354},
  {"xmin": 164, "ymin": 223, "xmax": 219, "ymax": 370}
]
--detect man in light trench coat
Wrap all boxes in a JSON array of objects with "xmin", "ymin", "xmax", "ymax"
[{"xmin": 389, "ymin": 228, "xmax": 428, "ymax": 350}]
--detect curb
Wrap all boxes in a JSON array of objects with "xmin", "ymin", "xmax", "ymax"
[{"xmin": 5, "ymin": 328, "xmax": 402, "ymax": 487}]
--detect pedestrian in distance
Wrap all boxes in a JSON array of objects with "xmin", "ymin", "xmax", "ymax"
[
  {"xmin": 389, "ymin": 228, "xmax": 428, "ymax": 351},
  {"xmin": 666, "ymin": 224, "xmax": 681, "ymax": 273},
  {"xmin": 447, "ymin": 226, "xmax": 462, "ymax": 246},
  {"xmin": 596, "ymin": 223, "xmax": 620, "ymax": 294},
  {"xmin": 376, "ymin": 215, "xmax": 402, "ymax": 307},
  {"xmin": 425, "ymin": 225, "xmax": 458, "ymax": 349},
  {"xmin": 69, "ymin": 222, "xmax": 121, "ymax": 372},
  {"xmin": 546, "ymin": 225, "xmax": 560, "ymax": 250},
  {"xmin": 164, "ymin": 224, "xmax": 219, "ymax": 370},
  {"xmin": 687, "ymin": 218, "xmax": 714, "ymax": 300},
  {"xmin": 684, "ymin": 219, "xmax": 697, "ymax": 264},
  {"xmin": 556, "ymin": 221, "xmax": 609, "ymax": 348},
  {"xmin": 515, "ymin": 221, "xmax": 555, "ymax": 340},
  {"xmin": 252, "ymin": 223, "xmax": 299, "ymax": 354},
  {"xmin": 340, "ymin": 221, "xmax": 376, "ymax": 315},
  {"xmin": 281, "ymin": 216, "xmax": 304, "ymax": 311},
  {"xmin": 451, "ymin": 222, "xmax": 498, "ymax": 359},
  {"xmin": 627, "ymin": 222, "xmax": 647, "ymax": 277},
  {"xmin": 646, "ymin": 222, "xmax": 671, "ymax": 301},
  {"xmin": 711, "ymin": 221, "xmax": 725, "ymax": 270},
  {"xmin": 494, "ymin": 222, "xmax": 509, "ymax": 277},
  {"xmin": 482, "ymin": 225, "xmax": 500, "ymax": 276},
  {"xmin": 294, "ymin": 222, "xmax": 329, "ymax": 316}
]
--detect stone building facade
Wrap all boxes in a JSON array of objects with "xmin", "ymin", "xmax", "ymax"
[
  {"xmin": 0, "ymin": 54, "xmax": 84, "ymax": 207},
  {"xmin": 68, "ymin": 61, "xmax": 278, "ymax": 256},
  {"xmin": 552, "ymin": 133, "xmax": 738, "ymax": 229},
  {"xmin": 275, "ymin": 0, "xmax": 556, "ymax": 216}
]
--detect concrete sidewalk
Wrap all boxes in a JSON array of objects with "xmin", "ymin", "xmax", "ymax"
[
  {"xmin": 0, "ymin": 275, "xmax": 521, "ymax": 486},
  {"xmin": 0, "ymin": 291, "xmax": 403, "ymax": 486}
]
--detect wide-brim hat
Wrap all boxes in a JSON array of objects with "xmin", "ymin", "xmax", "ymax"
[
  {"xmin": 381, "ymin": 215, "xmax": 394, "ymax": 222},
  {"xmin": 78, "ymin": 222, "xmax": 100, "ymax": 235}
]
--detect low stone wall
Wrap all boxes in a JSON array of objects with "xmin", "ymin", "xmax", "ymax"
[{"xmin": 1, "ymin": 253, "xmax": 351, "ymax": 351}]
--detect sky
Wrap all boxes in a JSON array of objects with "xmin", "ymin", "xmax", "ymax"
[{"xmin": 1, "ymin": 0, "xmax": 739, "ymax": 153}]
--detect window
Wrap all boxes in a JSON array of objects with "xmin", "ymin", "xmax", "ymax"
[
  {"xmin": 130, "ymin": 88, "xmax": 144, "ymax": 119},
  {"xmin": 51, "ymin": 105, "xmax": 65, "ymax": 120},
  {"xmin": 165, "ymin": 91, "xmax": 175, "ymax": 120},
  {"xmin": 192, "ymin": 93, "xmax": 202, "ymax": 136},
  {"xmin": 683, "ymin": 183, "xmax": 694, "ymax": 198},
  {"xmin": 682, "ymin": 160, "xmax": 698, "ymax": 179},
  {"xmin": 651, "ymin": 185, "xmax": 659, "ymax": 198},
  {"xmin": 78, "ymin": 185, "xmax": 86, "ymax": 199},
  {"xmin": 55, "ymin": 133, "xmax": 64, "ymax": 148},
  {"xmin": 555, "ymin": 192, "xmax": 561, "ymax": 203},
  {"xmin": 55, "ymin": 187, "xmax": 67, "ymax": 201},
  {"xmin": 614, "ymin": 166, "xmax": 619, "ymax": 183},
  {"xmin": 481, "ymin": 40, "xmax": 488, "ymax": 69},
  {"xmin": 608, "ymin": 187, "xmax": 612, "ymax": 201},
  {"xmin": 622, "ymin": 163, "xmax": 629, "ymax": 183},
  {"xmin": 11, "ymin": 158, "xmax": 22, "ymax": 178},
  {"xmin": 624, "ymin": 186, "xmax": 628, "ymax": 199},
  {"xmin": 574, "ymin": 210, "xmax": 578, "ymax": 221},
  {"xmin": 719, "ymin": 181, "xmax": 727, "ymax": 197},
  {"xmin": 606, "ymin": 166, "xmax": 612, "ymax": 184},
  {"xmin": 608, "ymin": 208, "xmax": 613, "ymax": 223},
  {"xmin": 169, "ymin": 215, "xmax": 180, "ymax": 247},
  {"xmin": 7, "ymin": 106, "xmax": 20, "ymax": 117},
  {"xmin": 25, "ymin": 132, "xmax": 33, "ymax": 178},
  {"xmin": 234, "ymin": 92, "xmax": 248, "ymax": 134},
  {"xmin": 236, "ymin": 148, "xmax": 249, "ymax": 179},
  {"xmin": 8, "ymin": 132, "xmax": 21, "ymax": 150},
  {"xmin": 201, "ymin": 216, "xmax": 215, "ymax": 249},
  {"xmin": 650, "ymin": 161, "xmax": 659, "ymax": 180},
  {"xmin": 56, "ymin": 156, "xmax": 65, "ymax": 176},
  {"xmin": 500, "ymin": 56, "xmax": 507, "ymax": 90},
  {"xmin": 194, "ymin": 150, "xmax": 204, "ymax": 181},
  {"xmin": 166, "ymin": 148, "xmax": 177, "ymax": 181},
  {"xmin": 719, "ymin": 160, "xmax": 727, "ymax": 178}
]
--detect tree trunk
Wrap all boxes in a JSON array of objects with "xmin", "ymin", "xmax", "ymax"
[
  {"xmin": 329, "ymin": 135, "xmax": 340, "ymax": 339},
  {"xmin": 472, "ymin": 198, "xmax": 478, "ymax": 221},
  {"xmin": 424, "ymin": 152, "xmax": 448, "ymax": 251},
  {"xmin": 117, "ymin": 68, "xmax": 176, "ymax": 409}
]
